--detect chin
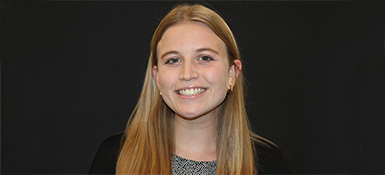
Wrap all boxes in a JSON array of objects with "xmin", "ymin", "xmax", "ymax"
[{"xmin": 176, "ymin": 111, "xmax": 204, "ymax": 120}]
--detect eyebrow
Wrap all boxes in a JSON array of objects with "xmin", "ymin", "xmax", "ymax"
[
  {"xmin": 160, "ymin": 51, "xmax": 179, "ymax": 60},
  {"xmin": 196, "ymin": 48, "xmax": 220, "ymax": 55},
  {"xmin": 160, "ymin": 47, "xmax": 220, "ymax": 60}
]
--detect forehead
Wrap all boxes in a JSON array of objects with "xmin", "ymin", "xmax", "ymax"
[{"xmin": 157, "ymin": 21, "xmax": 227, "ymax": 57}]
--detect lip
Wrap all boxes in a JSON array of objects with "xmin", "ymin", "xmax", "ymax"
[{"xmin": 174, "ymin": 86, "xmax": 208, "ymax": 98}]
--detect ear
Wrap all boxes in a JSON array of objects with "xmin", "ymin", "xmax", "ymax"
[
  {"xmin": 152, "ymin": 65, "xmax": 160, "ymax": 88},
  {"xmin": 228, "ymin": 59, "xmax": 242, "ymax": 88}
]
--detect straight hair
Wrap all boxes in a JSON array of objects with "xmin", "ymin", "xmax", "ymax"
[{"xmin": 116, "ymin": 4, "xmax": 270, "ymax": 174}]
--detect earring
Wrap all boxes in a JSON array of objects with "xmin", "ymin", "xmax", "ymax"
[
  {"xmin": 160, "ymin": 92, "xmax": 162, "ymax": 96},
  {"xmin": 228, "ymin": 84, "xmax": 233, "ymax": 92}
]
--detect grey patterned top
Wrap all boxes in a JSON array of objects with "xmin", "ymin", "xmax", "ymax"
[{"xmin": 172, "ymin": 154, "xmax": 217, "ymax": 175}]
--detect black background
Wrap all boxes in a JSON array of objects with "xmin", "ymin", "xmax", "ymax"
[{"xmin": 2, "ymin": 0, "xmax": 384, "ymax": 174}]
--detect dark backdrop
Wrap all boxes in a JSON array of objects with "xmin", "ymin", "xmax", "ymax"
[{"xmin": 2, "ymin": 1, "xmax": 384, "ymax": 174}]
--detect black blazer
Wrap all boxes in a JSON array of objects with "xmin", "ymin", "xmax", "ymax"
[{"xmin": 89, "ymin": 133, "xmax": 291, "ymax": 174}]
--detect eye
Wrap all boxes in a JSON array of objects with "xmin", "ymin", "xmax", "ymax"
[
  {"xmin": 165, "ymin": 58, "xmax": 181, "ymax": 65},
  {"xmin": 198, "ymin": 56, "xmax": 214, "ymax": 62}
]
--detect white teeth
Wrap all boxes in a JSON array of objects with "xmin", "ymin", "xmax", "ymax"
[{"xmin": 178, "ymin": 88, "xmax": 206, "ymax": 96}]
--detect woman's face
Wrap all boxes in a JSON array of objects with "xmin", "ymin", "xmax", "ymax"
[{"xmin": 153, "ymin": 21, "xmax": 240, "ymax": 119}]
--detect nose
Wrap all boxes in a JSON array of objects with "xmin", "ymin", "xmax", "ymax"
[{"xmin": 179, "ymin": 60, "xmax": 198, "ymax": 81}]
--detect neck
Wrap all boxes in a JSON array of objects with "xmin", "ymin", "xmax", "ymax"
[{"xmin": 174, "ymin": 112, "xmax": 218, "ymax": 161}]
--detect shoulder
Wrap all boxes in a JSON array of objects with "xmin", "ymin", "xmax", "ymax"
[
  {"xmin": 89, "ymin": 133, "xmax": 123, "ymax": 174},
  {"xmin": 100, "ymin": 133, "xmax": 124, "ymax": 151},
  {"xmin": 253, "ymin": 139, "xmax": 291, "ymax": 174}
]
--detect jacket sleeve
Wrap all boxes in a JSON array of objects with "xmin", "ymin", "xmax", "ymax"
[
  {"xmin": 88, "ymin": 133, "xmax": 123, "ymax": 174},
  {"xmin": 255, "ymin": 141, "xmax": 292, "ymax": 174}
]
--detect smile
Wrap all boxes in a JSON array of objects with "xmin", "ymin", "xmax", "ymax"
[{"xmin": 177, "ymin": 88, "xmax": 207, "ymax": 96}]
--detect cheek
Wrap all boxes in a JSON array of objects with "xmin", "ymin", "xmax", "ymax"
[
  {"xmin": 157, "ymin": 69, "xmax": 175, "ymax": 90},
  {"xmin": 204, "ymin": 66, "xmax": 229, "ymax": 87}
]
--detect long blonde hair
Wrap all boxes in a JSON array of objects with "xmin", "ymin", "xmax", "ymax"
[{"xmin": 116, "ymin": 4, "xmax": 266, "ymax": 174}]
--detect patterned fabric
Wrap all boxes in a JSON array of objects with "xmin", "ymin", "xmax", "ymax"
[{"xmin": 172, "ymin": 154, "xmax": 217, "ymax": 175}]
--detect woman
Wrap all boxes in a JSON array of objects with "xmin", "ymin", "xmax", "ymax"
[{"xmin": 89, "ymin": 3, "xmax": 290, "ymax": 174}]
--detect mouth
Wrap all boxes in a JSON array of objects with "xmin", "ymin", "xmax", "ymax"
[{"xmin": 176, "ymin": 88, "xmax": 207, "ymax": 96}]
